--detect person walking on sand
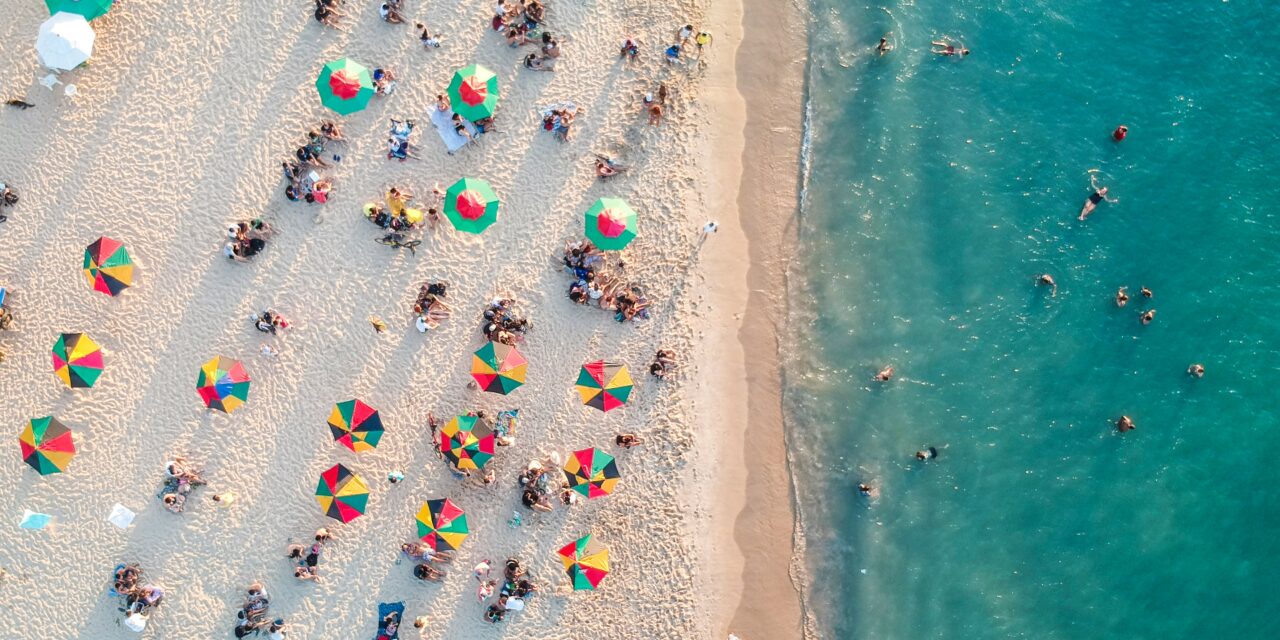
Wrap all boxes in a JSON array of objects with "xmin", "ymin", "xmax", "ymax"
[{"xmin": 1079, "ymin": 172, "xmax": 1118, "ymax": 220}]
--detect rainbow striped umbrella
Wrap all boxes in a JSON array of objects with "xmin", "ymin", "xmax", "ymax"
[
  {"xmin": 558, "ymin": 534, "xmax": 610, "ymax": 591},
  {"xmin": 328, "ymin": 399, "xmax": 384, "ymax": 452},
  {"xmin": 446, "ymin": 64, "xmax": 499, "ymax": 122},
  {"xmin": 316, "ymin": 58, "xmax": 375, "ymax": 115},
  {"xmin": 316, "ymin": 463, "xmax": 369, "ymax": 523},
  {"xmin": 51, "ymin": 332, "xmax": 103, "ymax": 388},
  {"xmin": 584, "ymin": 198, "xmax": 638, "ymax": 251},
  {"xmin": 196, "ymin": 356, "xmax": 250, "ymax": 413},
  {"xmin": 83, "ymin": 236, "xmax": 133, "ymax": 297},
  {"xmin": 575, "ymin": 361, "xmax": 633, "ymax": 412},
  {"xmin": 470, "ymin": 341, "xmax": 526, "ymax": 394},
  {"xmin": 438, "ymin": 415, "xmax": 495, "ymax": 471},
  {"xmin": 416, "ymin": 498, "xmax": 469, "ymax": 551},
  {"xmin": 19, "ymin": 416, "xmax": 76, "ymax": 475},
  {"xmin": 563, "ymin": 447, "xmax": 620, "ymax": 499},
  {"xmin": 443, "ymin": 177, "xmax": 499, "ymax": 234}
]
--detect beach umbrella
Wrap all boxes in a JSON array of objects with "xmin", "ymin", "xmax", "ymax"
[
  {"xmin": 446, "ymin": 64, "xmax": 499, "ymax": 122},
  {"xmin": 19, "ymin": 416, "xmax": 76, "ymax": 476},
  {"xmin": 470, "ymin": 341, "xmax": 526, "ymax": 394},
  {"xmin": 575, "ymin": 361, "xmax": 633, "ymax": 412},
  {"xmin": 36, "ymin": 12, "xmax": 94, "ymax": 71},
  {"xmin": 442, "ymin": 177, "xmax": 499, "ymax": 234},
  {"xmin": 558, "ymin": 534, "xmax": 610, "ymax": 591},
  {"xmin": 45, "ymin": 0, "xmax": 113, "ymax": 21},
  {"xmin": 316, "ymin": 58, "xmax": 375, "ymax": 115},
  {"xmin": 563, "ymin": 447, "xmax": 620, "ymax": 499},
  {"xmin": 315, "ymin": 463, "xmax": 369, "ymax": 523},
  {"xmin": 83, "ymin": 236, "xmax": 133, "ymax": 297},
  {"xmin": 415, "ymin": 498, "xmax": 468, "ymax": 551},
  {"xmin": 327, "ymin": 399, "xmax": 384, "ymax": 453},
  {"xmin": 584, "ymin": 198, "xmax": 639, "ymax": 251},
  {"xmin": 195, "ymin": 356, "xmax": 250, "ymax": 413},
  {"xmin": 50, "ymin": 332, "xmax": 104, "ymax": 389},
  {"xmin": 438, "ymin": 415, "xmax": 495, "ymax": 471}
]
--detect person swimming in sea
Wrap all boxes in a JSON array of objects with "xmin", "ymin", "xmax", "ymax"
[
  {"xmin": 1140, "ymin": 286, "xmax": 1153, "ymax": 299},
  {"xmin": 876, "ymin": 34, "xmax": 892, "ymax": 56},
  {"xmin": 1140, "ymin": 309, "xmax": 1156, "ymax": 325},
  {"xmin": 874, "ymin": 365, "xmax": 894, "ymax": 382},
  {"xmin": 1188, "ymin": 363, "xmax": 1205, "ymax": 378},
  {"xmin": 1116, "ymin": 415, "xmax": 1135, "ymax": 432},
  {"xmin": 1079, "ymin": 172, "xmax": 1118, "ymax": 220},
  {"xmin": 931, "ymin": 39, "xmax": 969, "ymax": 56},
  {"xmin": 1115, "ymin": 287, "xmax": 1129, "ymax": 308},
  {"xmin": 858, "ymin": 483, "xmax": 879, "ymax": 499},
  {"xmin": 915, "ymin": 447, "xmax": 938, "ymax": 462},
  {"xmin": 1037, "ymin": 273, "xmax": 1057, "ymax": 296}
]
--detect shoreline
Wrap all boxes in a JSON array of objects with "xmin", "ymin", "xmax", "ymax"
[{"xmin": 700, "ymin": 0, "xmax": 810, "ymax": 637}]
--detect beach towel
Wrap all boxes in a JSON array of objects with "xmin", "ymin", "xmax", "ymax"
[
  {"xmin": 430, "ymin": 108, "xmax": 476, "ymax": 154},
  {"xmin": 374, "ymin": 601, "xmax": 405, "ymax": 640}
]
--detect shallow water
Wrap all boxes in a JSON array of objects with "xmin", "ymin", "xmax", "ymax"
[{"xmin": 786, "ymin": 1, "xmax": 1280, "ymax": 638}]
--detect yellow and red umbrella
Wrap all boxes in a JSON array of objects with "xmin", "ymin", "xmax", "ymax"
[
  {"xmin": 416, "ymin": 498, "xmax": 469, "ymax": 551},
  {"xmin": 558, "ymin": 534, "xmax": 610, "ymax": 591},
  {"xmin": 19, "ymin": 416, "xmax": 76, "ymax": 475},
  {"xmin": 316, "ymin": 463, "xmax": 369, "ymax": 523},
  {"xmin": 327, "ymin": 399, "xmax": 384, "ymax": 452},
  {"xmin": 83, "ymin": 236, "xmax": 133, "ymax": 297},
  {"xmin": 575, "ymin": 361, "xmax": 633, "ymax": 412},
  {"xmin": 470, "ymin": 341, "xmax": 526, "ymax": 394},
  {"xmin": 438, "ymin": 415, "xmax": 495, "ymax": 470},
  {"xmin": 563, "ymin": 447, "xmax": 620, "ymax": 499},
  {"xmin": 196, "ymin": 356, "xmax": 250, "ymax": 413},
  {"xmin": 51, "ymin": 332, "xmax": 103, "ymax": 388}
]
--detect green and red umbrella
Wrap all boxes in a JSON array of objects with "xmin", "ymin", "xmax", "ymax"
[
  {"xmin": 558, "ymin": 534, "xmax": 610, "ymax": 591},
  {"xmin": 83, "ymin": 236, "xmax": 133, "ymax": 297},
  {"xmin": 196, "ymin": 356, "xmax": 250, "ymax": 413},
  {"xmin": 51, "ymin": 332, "xmax": 104, "ymax": 389},
  {"xmin": 446, "ymin": 64, "xmax": 499, "ymax": 122},
  {"xmin": 19, "ymin": 416, "xmax": 76, "ymax": 476},
  {"xmin": 443, "ymin": 177, "xmax": 499, "ymax": 233},
  {"xmin": 316, "ymin": 58, "xmax": 375, "ymax": 115},
  {"xmin": 316, "ymin": 463, "xmax": 369, "ymax": 523},
  {"xmin": 438, "ymin": 415, "xmax": 495, "ymax": 471},
  {"xmin": 584, "ymin": 198, "xmax": 638, "ymax": 251},
  {"xmin": 563, "ymin": 447, "xmax": 620, "ymax": 499},
  {"xmin": 45, "ymin": 0, "xmax": 114, "ymax": 21},
  {"xmin": 575, "ymin": 361, "xmax": 633, "ymax": 412},
  {"xmin": 328, "ymin": 399, "xmax": 384, "ymax": 452},
  {"xmin": 470, "ymin": 341, "xmax": 526, "ymax": 394},
  {"xmin": 416, "ymin": 498, "xmax": 469, "ymax": 551}
]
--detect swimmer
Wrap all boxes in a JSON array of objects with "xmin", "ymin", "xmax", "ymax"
[
  {"xmin": 1079, "ymin": 173, "xmax": 1117, "ymax": 220},
  {"xmin": 1140, "ymin": 286, "xmax": 1152, "ymax": 299},
  {"xmin": 1115, "ymin": 287, "xmax": 1129, "ymax": 308},
  {"xmin": 915, "ymin": 447, "xmax": 938, "ymax": 461},
  {"xmin": 857, "ymin": 483, "xmax": 879, "ymax": 498},
  {"xmin": 1187, "ymin": 363, "xmax": 1205, "ymax": 378},
  {"xmin": 1112, "ymin": 125, "xmax": 1128, "ymax": 141},
  {"xmin": 931, "ymin": 39, "xmax": 969, "ymax": 56},
  {"xmin": 1116, "ymin": 415, "xmax": 1135, "ymax": 432},
  {"xmin": 876, "ymin": 35, "xmax": 892, "ymax": 56},
  {"xmin": 1037, "ymin": 274, "xmax": 1057, "ymax": 297},
  {"xmin": 1140, "ymin": 309, "xmax": 1155, "ymax": 325},
  {"xmin": 874, "ymin": 365, "xmax": 894, "ymax": 382}
]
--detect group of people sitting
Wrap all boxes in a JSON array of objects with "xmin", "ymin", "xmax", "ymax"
[
  {"xmin": 223, "ymin": 219, "xmax": 276, "ymax": 262},
  {"xmin": 413, "ymin": 281, "xmax": 451, "ymax": 332},
  {"xmin": 253, "ymin": 309, "xmax": 290, "ymax": 335},
  {"xmin": 649, "ymin": 349, "xmax": 678, "ymax": 379},
  {"xmin": 232, "ymin": 581, "xmax": 287, "ymax": 639},
  {"xmin": 481, "ymin": 299, "xmax": 530, "ymax": 345},
  {"xmin": 494, "ymin": 0, "xmax": 546, "ymax": 42},
  {"xmin": 540, "ymin": 103, "xmax": 578, "ymax": 141},
  {"xmin": 285, "ymin": 528, "xmax": 333, "ymax": 582},
  {"xmin": 520, "ymin": 32, "xmax": 562, "ymax": 71},
  {"xmin": 563, "ymin": 240, "xmax": 652, "ymax": 322},
  {"xmin": 477, "ymin": 557, "xmax": 538, "ymax": 623},
  {"xmin": 366, "ymin": 184, "xmax": 442, "ymax": 232},
  {"xmin": 400, "ymin": 540, "xmax": 453, "ymax": 582},
  {"xmin": 387, "ymin": 118, "xmax": 419, "ymax": 161},
  {"xmin": 0, "ymin": 181, "xmax": 16, "ymax": 222},
  {"xmin": 593, "ymin": 153, "xmax": 628, "ymax": 179},
  {"xmin": 312, "ymin": 0, "xmax": 343, "ymax": 27},
  {"xmin": 158, "ymin": 456, "xmax": 207, "ymax": 513},
  {"xmin": 518, "ymin": 457, "xmax": 572, "ymax": 512},
  {"xmin": 112, "ymin": 563, "xmax": 164, "ymax": 631},
  {"xmin": 282, "ymin": 122, "xmax": 342, "ymax": 204}
]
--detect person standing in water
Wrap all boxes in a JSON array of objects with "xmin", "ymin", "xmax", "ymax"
[
  {"xmin": 876, "ymin": 34, "xmax": 893, "ymax": 56},
  {"xmin": 915, "ymin": 447, "xmax": 938, "ymax": 461},
  {"xmin": 1115, "ymin": 287, "xmax": 1130, "ymax": 307},
  {"xmin": 1078, "ymin": 172, "xmax": 1118, "ymax": 220},
  {"xmin": 1116, "ymin": 416, "xmax": 1135, "ymax": 432},
  {"xmin": 874, "ymin": 365, "xmax": 894, "ymax": 381},
  {"xmin": 1112, "ymin": 125, "xmax": 1128, "ymax": 141},
  {"xmin": 1188, "ymin": 363, "xmax": 1205, "ymax": 378},
  {"xmin": 1037, "ymin": 274, "xmax": 1057, "ymax": 296}
]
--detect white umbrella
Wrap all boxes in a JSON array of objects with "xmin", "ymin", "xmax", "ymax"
[{"xmin": 36, "ymin": 12, "xmax": 95, "ymax": 71}]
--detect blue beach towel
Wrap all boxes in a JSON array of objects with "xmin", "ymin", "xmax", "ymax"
[{"xmin": 374, "ymin": 602, "xmax": 405, "ymax": 640}]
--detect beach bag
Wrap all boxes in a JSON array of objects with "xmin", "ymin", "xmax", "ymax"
[{"xmin": 124, "ymin": 612, "xmax": 148, "ymax": 632}]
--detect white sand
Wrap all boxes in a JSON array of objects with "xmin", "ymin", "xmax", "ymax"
[{"xmin": 0, "ymin": 0, "xmax": 750, "ymax": 637}]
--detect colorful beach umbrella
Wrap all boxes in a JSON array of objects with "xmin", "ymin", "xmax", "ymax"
[
  {"xmin": 36, "ymin": 12, "xmax": 94, "ymax": 71},
  {"xmin": 575, "ymin": 361, "xmax": 633, "ymax": 412},
  {"xmin": 83, "ymin": 236, "xmax": 133, "ymax": 297},
  {"xmin": 51, "ymin": 332, "xmax": 104, "ymax": 389},
  {"xmin": 316, "ymin": 58, "xmax": 375, "ymax": 115},
  {"xmin": 563, "ymin": 447, "xmax": 620, "ymax": 499},
  {"xmin": 438, "ymin": 415, "xmax": 495, "ymax": 471},
  {"xmin": 316, "ymin": 463, "xmax": 369, "ymax": 523},
  {"xmin": 443, "ymin": 177, "xmax": 499, "ymax": 234},
  {"xmin": 558, "ymin": 534, "xmax": 610, "ymax": 591},
  {"xmin": 19, "ymin": 416, "xmax": 76, "ymax": 476},
  {"xmin": 45, "ymin": 0, "xmax": 113, "ymax": 21},
  {"xmin": 415, "ymin": 498, "xmax": 469, "ymax": 551},
  {"xmin": 446, "ymin": 64, "xmax": 499, "ymax": 122},
  {"xmin": 470, "ymin": 342, "xmax": 526, "ymax": 395},
  {"xmin": 195, "ymin": 356, "xmax": 250, "ymax": 413},
  {"xmin": 327, "ymin": 400, "xmax": 384, "ymax": 452},
  {"xmin": 584, "ymin": 198, "xmax": 639, "ymax": 251}
]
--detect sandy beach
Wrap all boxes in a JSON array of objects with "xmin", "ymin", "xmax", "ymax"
[{"xmin": 0, "ymin": 0, "xmax": 804, "ymax": 638}]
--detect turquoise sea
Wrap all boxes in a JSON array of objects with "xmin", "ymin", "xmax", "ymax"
[{"xmin": 786, "ymin": 1, "xmax": 1280, "ymax": 638}]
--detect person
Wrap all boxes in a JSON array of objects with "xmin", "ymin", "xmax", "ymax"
[
  {"xmin": 703, "ymin": 220, "xmax": 719, "ymax": 235},
  {"xmin": 1037, "ymin": 273, "xmax": 1057, "ymax": 296},
  {"xmin": 695, "ymin": 30, "xmax": 713, "ymax": 53},
  {"xmin": 616, "ymin": 433, "xmax": 643, "ymax": 448},
  {"xmin": 594, "ymin": 154, "xmax": 626, "ymax": 178},
  {"xmin": 473, "ymin": 559, "xmax": 491, "ymax": 581},
  {"xmin": 620, "ymin": 37, "xmax": 640, "ymax": 61},
  {"xmin": 876, "ymin": 35, "xmax": 892, "ymax": 56},
  {"xmin": 874, "ymin": 365, "xmax": 893, "ymax": 381},
  {"xmin": 541, "ymin": 32, "xmax": 562, "ymax": 60},
  {"xmin": 370, "ymin": 316, "xmax": 388, "ymax": 333},
  {"xmin": 416, "ymin": 23, "xmax": 441, "ymax": 48},
  {"xmin": 373, "ymin": 68, "xmax": 397, "ymax": 95},
  {"xmin": 211, "ymin": 492, "xmax": 237, "ymax": 507},
  {"xmin": 1140, "ymin": 309, "xmax": 1156, "ymax": 325},
  {"xmin": 315, "ymin": 2, "xmax": 341, "ymax": 27},
  {"xmin": 1116, "ymin": 415, "xmax": 1135, "ymax": 432},
  {"xmin": 1115, "ymin": 287, "xmax": 1129, "ymax": 308},
  {"xmin": 676, "ymin": 24, "xmax": 694, "ymax": 44},
  {"xmin": 1078, "ymin": 173, "xmax": 1117, "ymax": 220},
  {"xmin": 381, "ymin": 611, "xmax": 401, "ymax": 637},
  {"xmin": 267, "ymin": 619, "xmax": 287, "ymax": 640},
  {"xmin": 523, "ymin": 52, "xmax": 549, "ymax": 71},
  {"xmin": 858, "ymin": 483, "xmax": 878, "ymax": 498},
  {"xmin": 478, "ymin": 579, "xmax": 496, "ymax": 602},
  {"xmin": 1188, "ymin": 363, "xmax": 1205, "ymax": 378},
  {"xmin": 452, "ymin": 113, "xmax": 472, "ymax": 142},
  {"xmin": 162, "ymin": 493, "xmax": 185, "ymax": 513},
  {"xmin": 648, "ymin": 102, "xmax": 663, "ymax": 125},
  {"xmin": 931, "ymin": 39, "xmax": 969, "ymax": 56},
  {"xmin": 1112, "ymin": 125, "xmax": 1128, "ymax": 141},
  {"xmin": 380, "ymin": 1, "xmax": 405, "ymax": 24},
  {"xmin": 1140, "ymin": 286, "xmax": 1153, "ymax": 299},
  {"xmin": 665, "ymin": 43, "xmax": 681, "ymax": 64},
  {"xmin": 485, "ymin": 604, "xmax": 505, "ymax": 623},
  {"xmin": 294, "ymin": 566, "xmax": 318, "ymax": 582},
  {"xmin": 414, "ymin": 563, "xmax": 444, "ymax": 581},
  {"xmin": 915, "ymin": 447, "xmax": 939, "ymax": 461},
  {"xmin": 435, "ymin": 93, "xmax": 450, "ymax": 112}
]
